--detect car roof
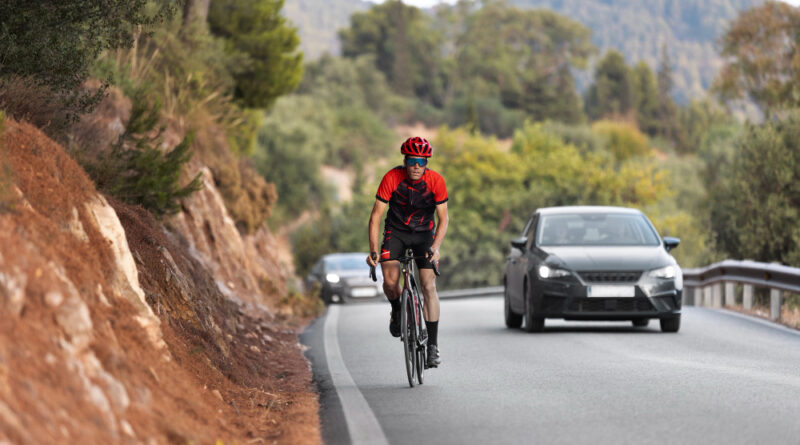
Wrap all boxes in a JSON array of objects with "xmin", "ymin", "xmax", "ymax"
[
  {"xmin": 323, "ymin": 252, "xmax": 369, "ymax": 260},
  {"xmin": 536, "ymin": 206, "xmax": 643, "ymax": 216}
]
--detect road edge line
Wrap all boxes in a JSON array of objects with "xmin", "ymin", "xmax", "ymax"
[{"xmin": 323, "ymin": 305, "xmax": 389, "ymax": 445}]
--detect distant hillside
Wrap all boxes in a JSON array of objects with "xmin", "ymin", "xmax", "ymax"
[
  {"xmin": 285, "ymin": 0, "xmax": 764, "ymax": 102},
  {"xmin": 508, "ymin": 0, "xmax": 764, "ymax": 101},
  {"xmin": 283, "ymin": 0, "xmax": 369, "ymax": 59}
]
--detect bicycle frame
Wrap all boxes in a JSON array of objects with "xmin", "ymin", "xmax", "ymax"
[{"xmin": 371, "ymin": 250, "xmax": 436, "ymax": 386}]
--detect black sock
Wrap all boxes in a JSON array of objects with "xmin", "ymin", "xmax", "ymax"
[
  {"xmin": 426, "ymin": 320, "xmax": 438, "ymax": 346},
  {"xmin": 388, "ymin": 297, "xmax": 401, "ymax": 312}
]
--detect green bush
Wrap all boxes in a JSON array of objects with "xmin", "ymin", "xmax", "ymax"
[
  {"xmin": 710, "ymin": 114, "xmax": 800, "ymax": 266},
  {"xmin": 105, "ymin": 134, "xmax": 203, "ymax": 216},
  {"xmin": 591, "ymin": 120, "xmax": 650, "ymax": 161},
  {"xmin": 75, "ymin": 90, "xmax": 203, "ymax": 217},
  {"xmin": 541, "ymin": 121, "xmax": 608, "ymax": 153}
]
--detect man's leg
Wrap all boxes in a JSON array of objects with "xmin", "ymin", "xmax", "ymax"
[
  {"xmin": 419, "ymin": 268, "xmax": 440, "ymax": 322},
  {"xmin": 419, "ymin": 268, "xmax": 442, "ymax": 367},
  {"xmin": 381, "ymin": 261, "xmax": 402, "ymax": 337}
]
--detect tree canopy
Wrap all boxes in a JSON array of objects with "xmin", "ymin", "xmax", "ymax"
[
  {"xmin": 585, "ymin": 50, "xmax": 634, "ymax": 120},
  {"xmin": 455, "ymin": 1, "xmax": 594, "ymax": 123},
  {"xmin": 339, "ymin": 0, "xmax": 444, "ymax": 102},
  {"xmin": 208, "ymin": 0, "xmax": 304, "ymax": 108},
  {"xmin": 0, "ymin": 0, "xmax": 177, "ymax": 112},
  {"xmin": 713, "ymin": 1, "xmax": 800, "ymax": 116}
]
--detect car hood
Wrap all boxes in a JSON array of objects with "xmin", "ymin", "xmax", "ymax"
[{"xmin": 541, "ymin": 246, "xmax": 670, "ymax": 271}]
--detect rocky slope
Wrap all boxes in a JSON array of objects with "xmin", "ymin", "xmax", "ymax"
[{"xmin": 0, "ymin": 117, "xmax": 321, "ymax": 443}]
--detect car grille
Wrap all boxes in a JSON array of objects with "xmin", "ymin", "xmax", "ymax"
[
  {"xmin": 578, "ymin": 271, "xmax": 642, "ymax": 283},
  {"xmin": 567, "ymin": 298, "xmax": 654, "ymax": 312}
]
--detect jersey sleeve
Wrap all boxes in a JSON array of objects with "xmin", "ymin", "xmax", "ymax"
[
  {"xmin": 431, "ymin": 171, "xmax": 448, "ymax": 205},
  {"xmin": 376, "ymin": 168, "xmax": 401, "ymax": 203}
]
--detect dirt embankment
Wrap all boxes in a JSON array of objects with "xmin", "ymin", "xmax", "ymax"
[{"xmin": 0, "ymin": 119, "xmax": 320, "ymax": 444}]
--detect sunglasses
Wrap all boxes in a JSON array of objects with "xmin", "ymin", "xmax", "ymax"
[{"xmin": 405, "ymin": 157, "xmax": 428, "ymax": 167}]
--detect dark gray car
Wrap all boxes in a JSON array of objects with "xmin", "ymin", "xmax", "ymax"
[
  {"xmin": 306, "ymin": 253, "xmax": 384, "ymax": 304},
  {"xmin": 504, "ymin": 206, "xmax": 682, "ymax": 332}
]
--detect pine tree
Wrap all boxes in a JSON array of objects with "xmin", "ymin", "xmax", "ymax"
[
  {"xmin": 656, "ymin": 44, "xmax": 680, "ymax": 142},
  {"xmin": 632, "ymin": 62, "xmax": 660, "ymax": 136},
  {"xmin": 585, "ymin": 50, "xmax": 634, "ymax": 120}
]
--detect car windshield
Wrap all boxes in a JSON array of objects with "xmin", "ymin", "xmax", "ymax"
[
  {"xmin": 537, "ymin": 213, "xmax": 660, "ymax": 246},
  {"xmin": 324, "ymin": 256, "xmax": 368, "ymax": 271}
]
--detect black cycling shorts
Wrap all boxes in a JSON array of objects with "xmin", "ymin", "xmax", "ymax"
[{"xmin": 380, "ymin": 227, "xmax": 435, "ymax": 269}]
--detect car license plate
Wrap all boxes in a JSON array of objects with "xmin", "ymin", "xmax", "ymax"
[
  {"xmin": 351, "ymin": 287, "xmax": 377, "ymax": 298},
  {"xmin": 587, "ymin": 285, "xmax": 635, "ymax": 298}
]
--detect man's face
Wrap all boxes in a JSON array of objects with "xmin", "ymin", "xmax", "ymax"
[{"xmin": 405, "ymin": 156, "xmax": 427, "ymax": 180}]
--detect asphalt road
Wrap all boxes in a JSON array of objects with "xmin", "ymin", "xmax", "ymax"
[{"xmin": 301, "ymin": 296, "xmax": 800, "ymax": 445}]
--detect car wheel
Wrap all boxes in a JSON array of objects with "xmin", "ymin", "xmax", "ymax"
[
  {"xmin": 523, "ymin": 281, "xmax": 545, "ymax": 333},
  {"xmin": 632, "ymin": 318, "xmax": 649, "ymax": 327},
  {"xmin": 660, "ymin": 315, "xmax": 680, "ymax": 333},
  {"xmin": 504, "ymin": 282, "xmax": 523, "ymax": 328}
]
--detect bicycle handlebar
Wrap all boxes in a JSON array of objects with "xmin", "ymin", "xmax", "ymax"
[{"xmin": 369, "ymin": 253, "xmax": 440, "ymax": 282}]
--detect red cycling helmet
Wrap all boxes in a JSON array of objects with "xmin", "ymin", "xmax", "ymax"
[{"xmin": 400, "ymin": 136, "xmax": 433, "ymax": 157}]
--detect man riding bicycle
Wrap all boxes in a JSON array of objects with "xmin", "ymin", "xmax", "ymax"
[{"xmin": 366, "ymin": 136, "xmax": 449, "ymax": 369}]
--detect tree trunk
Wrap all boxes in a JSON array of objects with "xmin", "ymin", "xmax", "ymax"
[{"xmin": 183, "ymin": 0, "xmax": 210, "ymax": 29}]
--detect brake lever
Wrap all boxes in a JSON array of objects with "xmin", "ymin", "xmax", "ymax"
[
  {"xmin": 369, "ymin": 252, "xmax": 378, "ymax": 282},
  {"xmin": 428, "ymin": 248, "xmax": 441, "ymax": 276}
]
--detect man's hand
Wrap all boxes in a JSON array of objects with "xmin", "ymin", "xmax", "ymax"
[
  {"xmin": 366, "ymin": 252, "xmax": 378, "ymax": 267},
  {"xmin": 427, "ymin": 247, "xmax": 440, "ymax": 263}
]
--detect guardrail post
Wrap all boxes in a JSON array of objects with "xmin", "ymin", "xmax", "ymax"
[
  {"xmin": 724, "ymin": 282, "xmax": 735, "ymax": 307},
  {"xmin": 712, "ymin": 283, "xmax": 723, "ymax": 308},
  {"xmin": 743, "ymin": 285, "xmax": 753, "ymax": 310},
  {"xmin": 704, "ymin": 286, "xmax": 712, "ymax": 307},
  {"xmin": 770, "ymin": 289, "xmax": 782, "ymax": 321}
]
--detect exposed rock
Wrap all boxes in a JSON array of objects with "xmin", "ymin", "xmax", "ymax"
[
  {"xmin": 85, "ymin": 195, "xmax": 166, "ymax": 351},
  {"xmin": 65, "ymin": 206, "xmax": 89, "ymax": 242},
  {"xmin": 0, "ymin": 266, "xmax": 26, "ymax": 316},
  {"xmin": 0, "ymin": 113, "xmax": 320, "ymax": 444},
  {"xmin": 55, "ymin": 296, "xmax": 93, "ymax": 351}
]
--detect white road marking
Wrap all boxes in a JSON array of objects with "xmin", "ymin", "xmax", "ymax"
[{"xmin": 324, "ymin": 305, "xmax": 389, "ymax": 445}]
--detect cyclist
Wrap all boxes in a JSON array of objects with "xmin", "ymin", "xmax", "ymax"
[{"xmin": 366, "ymin": 136, "xmax": 449, "ymax": 368}]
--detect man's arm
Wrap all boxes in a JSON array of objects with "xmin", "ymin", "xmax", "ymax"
[
  {"xmin": 429, "ymin": 202, "xmax": 449, "ymax": 262},
  {"xmin": 367, "ymin": 199, "xmax": 387, "ymax": 266}
]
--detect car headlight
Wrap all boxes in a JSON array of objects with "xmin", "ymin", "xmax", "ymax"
[
  {"xmin": 326, "ymin": 273, "xmax": 340, "ymax": 283},
  {"xmin": 538, "ymin": 265, "xmax": 570, "ymax": 279},
  {"xmin": 648, "ymin": 265, "xmax": 676, "ymax": 279}
]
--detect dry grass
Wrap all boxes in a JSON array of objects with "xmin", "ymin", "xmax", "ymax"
[{"xmin": 0, "ymin": 77, "xmax": 75, "ymax": 135}]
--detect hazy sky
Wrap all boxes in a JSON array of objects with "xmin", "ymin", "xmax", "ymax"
[{"xmin": 366, "ymin": 0, "xmax": 800, "ymax": 7}]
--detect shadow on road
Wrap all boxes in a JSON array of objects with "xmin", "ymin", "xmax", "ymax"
[{"xmin": 472, "ymin": 324, "xmax": 664, "ymax": 336}]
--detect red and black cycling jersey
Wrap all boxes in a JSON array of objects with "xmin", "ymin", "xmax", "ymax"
[{"xmin": 376, "ymin": 166, "xmax": 448, "ymax": 233}]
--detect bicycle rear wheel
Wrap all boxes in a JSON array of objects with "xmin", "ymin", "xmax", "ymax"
[{"xmin": 401, "ymin": 288, "xmax": 416, "ymax": 387}]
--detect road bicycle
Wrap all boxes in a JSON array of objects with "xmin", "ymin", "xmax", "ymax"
[{"xmin": 370, "ymin": 250, "xmax": 439, "ymax": 387}]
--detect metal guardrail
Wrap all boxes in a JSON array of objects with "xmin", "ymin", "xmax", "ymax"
[
  {"xmin": 438, "ymin": 286, "xmax": 504, "ymax": 299},
  {"xmin": 682, "ymin": 260, "xmax": 800, "ymax": 321}
]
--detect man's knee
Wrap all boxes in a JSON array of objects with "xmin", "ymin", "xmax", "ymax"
[
  {"xmin": 421, "ymin": 277, "xmax": 437, "ymax": 297},
  {"xmin": 383, "ymin": 281, "xmax": 400, "ymax": 299}
]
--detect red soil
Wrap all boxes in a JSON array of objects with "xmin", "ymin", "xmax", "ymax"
[{"xmin": 0, "ymin": 119, "xmax": 320, "ymax": 444}]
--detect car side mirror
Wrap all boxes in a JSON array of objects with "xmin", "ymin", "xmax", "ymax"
[
  {"xmin": 510, "ymin": 236, "xmax": 528, "ymax": 251},
  {"xmin": 663, "ymin": 236, "xmax": 680, "ymax": 252}
]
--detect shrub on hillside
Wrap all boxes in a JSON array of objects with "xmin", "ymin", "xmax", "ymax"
[
  {"xmin": 73, "ymin": 90, "xmax": 203, "ymax": 217},
  {"xmin": 710, "ymin": 114, "xmax": 800, "ymax": 266},
  {"xmin": 591, "ymin": 120, "xmax": 650, "ymax": 161},
  {"xmin": 541, "ymin": 121, "xmax": 608, "ymax": 153}
]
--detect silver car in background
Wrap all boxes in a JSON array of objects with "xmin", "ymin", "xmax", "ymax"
[{"xmin": 306, "ymin": 253, "xmax": 384, "ymax": 304}]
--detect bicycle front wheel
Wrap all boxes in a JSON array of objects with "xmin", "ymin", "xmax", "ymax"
[
  {"xmin": 401, "ymin": 288, "xmax": 416, "ymax": 387},
  {"xmin": 414, "ymin": 292, "xmax": 425, "ymax": 384}
]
